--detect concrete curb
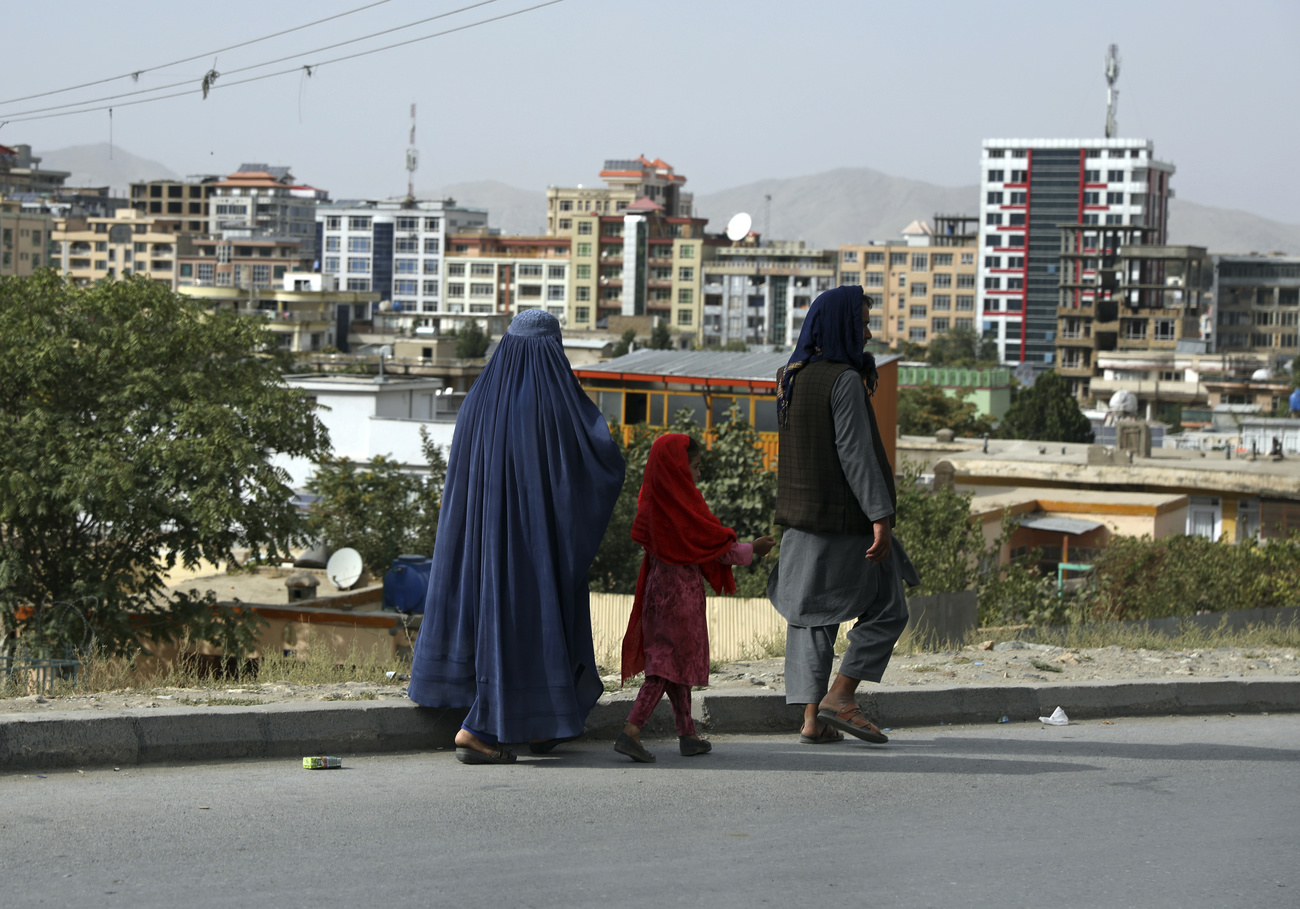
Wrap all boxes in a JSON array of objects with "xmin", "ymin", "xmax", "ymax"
[{"xmin": 2, "ymin": 678, "xmax": 1297, "ymax": 772}]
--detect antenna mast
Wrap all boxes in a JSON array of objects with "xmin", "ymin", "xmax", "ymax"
[
  {"xmin": 404, "ymin": 102, "xmax": 419, "ymax": 205},
  {"xmin": 1104, "ymin": 44, "xmax": 1121, "ymax": 138}
]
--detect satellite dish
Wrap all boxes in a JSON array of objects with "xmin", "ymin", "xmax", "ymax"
[
  {"xmin": 1108, "ymin": 390, "xmax": 1139, "ymax": 415},
  {"xmin": 326, "ymin": 548, "xmax": 364, "ymax": 590},
  {"xmin": 725, "ymin": 212, "xmax": 752, "ymax": 242},
  {"xmin": 1251, "ymin": 368, "xmax": 1272, "ymax": 381},
  {"xmin": 379, "ymin": 345, "xmax": 393, "ymax": 359}
]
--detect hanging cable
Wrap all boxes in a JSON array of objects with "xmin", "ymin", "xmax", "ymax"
[
  {"xmin": 0, "ymin": 0, "xmax": 397, "ymax": 107},
  {"xmin": 0, "ymin": 0, "xmax": 504, "ymax": 118},
  {"xmin": 0, "ymin": 0, "xmax": 566, "ymax": 125}
]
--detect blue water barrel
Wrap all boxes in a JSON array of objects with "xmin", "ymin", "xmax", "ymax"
[{"xmin": 383, "ymin": 554, "xmax": 432, "ymax": 613}]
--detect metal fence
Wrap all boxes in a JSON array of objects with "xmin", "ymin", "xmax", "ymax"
[{"xmin": 0, "ymin": 652, "xmax": 81, "ymax": 696}]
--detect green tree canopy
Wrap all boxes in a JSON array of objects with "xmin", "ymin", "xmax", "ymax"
[
  {"xmin": 0, "ymin": 272, "xmax": 330, "ymax": 657},
  {"xmin": 996, "ymin": 369, "xmax": 1094, "ymax": 443},
  {"xmin": 925, "ymin": 326, "xmax": 998, "ymax": 368},
  {"xmin": 610, "ymin": 328, "xmax": 638, "ymax": 358},
  {"xmin": 648, "ymin": 320, "xmax": 673, "ymax": 350},
  {"xmin": 454, "ymin": 320, "xmax": 490, "ymax": 359},
  {"xmin": 898, "ymin": 382, "xmax": 995, "ymax": 438}
]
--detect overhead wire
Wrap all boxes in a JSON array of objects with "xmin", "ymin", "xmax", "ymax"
[
  {"xmin": 0, "ymin": 0, "xmax": 566, "ymax": 125},
  {"xmin": 0, "ymin": 0, "xmax": 398, "ymax": 107},
  {"xmin": 0, "ymin": 0, "xmax": 505, "ymax": 118}
]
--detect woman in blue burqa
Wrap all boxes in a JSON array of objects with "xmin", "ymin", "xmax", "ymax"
[{"xmin": 408, "ymin": 310, "xmax": 624, "ymax": 764}]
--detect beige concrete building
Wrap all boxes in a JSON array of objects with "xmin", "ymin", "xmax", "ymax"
[
  {"xmin": 442, "ymin": 230, "xmax": 570, "ymax": 331},
  {"xmin": 838, "ymin": 217, "xmax": 980, "ymax": 348},
  {"xmin": 130, "ymin": 177, "xmax": 218, "ymax": 235},
  {"xmin": 0, "ymin": 143, "xmax": 70, "ymax": 197},
  {"xmin": 546, "ymin": 157, "xmax": 693, "ymax": 236},
  {"xmin": 52, "ymin": 207, "xmax": 193, "ymax": 287},
  {"xmin": 0, "ymin": 198, "xmax": 55, "ymax": 276},
  {"xmin": 702, "ymin": 239, "xmax": 837, "ymax": 347},
  {"xmin": 179, "ymin": 272, "xmax": 378, "ymax": 353},
  {"xmin": 177, "ymin": 236, "xmax": 312, "ymax": 290}
]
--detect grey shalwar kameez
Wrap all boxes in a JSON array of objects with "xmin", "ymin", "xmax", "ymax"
[{"xmin": 770, "ymin": 369, "xmax": 917, "ymax": 705}]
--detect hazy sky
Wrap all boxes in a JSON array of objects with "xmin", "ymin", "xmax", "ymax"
[{"xmin": 3, "ymin": 0, "xmax": 1298, "ymax": 221}]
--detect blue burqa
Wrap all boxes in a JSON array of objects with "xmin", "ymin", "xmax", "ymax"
[{"xmin": 408, "ymin": 310, "xmax": 625, "ymax": 743}]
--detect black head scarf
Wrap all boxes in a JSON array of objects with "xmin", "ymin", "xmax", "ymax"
[{"xmin": 778, "ymin": 284, "xmax": 877, "ymax": 427}]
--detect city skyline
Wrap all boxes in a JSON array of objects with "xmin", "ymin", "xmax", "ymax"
[{"xmin": 2, "ymin": 0, "xmax": 1298, "ymax": 226}]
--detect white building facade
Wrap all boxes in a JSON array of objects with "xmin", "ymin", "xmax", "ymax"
[{"xmin": 977, "ymin": 138, "xmax": 1175, "ymax": 365}]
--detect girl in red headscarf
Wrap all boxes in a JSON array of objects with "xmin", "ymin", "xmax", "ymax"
[{"xmin": 616, "ymin": 434, "xmax": 775, "ymax": 763}]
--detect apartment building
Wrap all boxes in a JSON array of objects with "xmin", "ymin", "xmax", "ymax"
[
  {"xmin": 1210, "ymin": 254, "xmax": 1300, "ymax": 361},
  {"xmin": 209, "ymin": 165, "xmax": 327, "ymax": 260},
  {"xmin": 442, "ymin": 230, "xmax": 570, "ymax": 331},
  {"xmin": 316, "ymin": 199, "xmax": 489, "ymax": 331},
  {"xmin": 546, "ymin": 157, "xmax": 693, "ymax": 236},
  {"xmin": 1055, "ymin": 225, "xmax": 1209, "ymax": 401},
  {"xmin": 837, "ymin": 217, "xmax": 979, "ymax": 349},
  {"xmin": 702, "ymin": 240, "xmax": 836, "ymax": 347},
  {"xmin": 52, "ymin": 207, "xmax": 193, "ymax": 287},
  {"xmin": 0, "ymin": 198, "xmax": 55, "ymax": 276},
  {"xmin": 0, "ymin": 144, "xmax": 70, "ymax": 197},
  {"xmin": 130, "ymin": 177, "xmax": 219, "ymax": 234},
  {"xmin": 978, "ymin": 138, "xmax": 1175, "ymax": 365},
  {"xmin": 176, "ymin": 236, "xmax": 312, "ymax": 291}
]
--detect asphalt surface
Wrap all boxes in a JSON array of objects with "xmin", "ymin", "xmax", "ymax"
[{"xmin": 2, "ymin": 714, "xmax": 1296, "ymax": 909}]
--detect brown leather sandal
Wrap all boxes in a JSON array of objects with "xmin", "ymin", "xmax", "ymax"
[{"xmin": 817, "ymin": 704, "xmax": 889, "ymax": 744}]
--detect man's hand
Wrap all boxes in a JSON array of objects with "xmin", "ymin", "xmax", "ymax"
[
  {"xmin": 752, "ymin": 535, "xmax": 776, "ymax": 559},
  {"xmin": 864, "ymin": 519, "xmax": 891, "ymax": 563}
]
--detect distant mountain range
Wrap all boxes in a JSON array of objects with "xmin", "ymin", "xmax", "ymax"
[{"xmin": 37, "ymin": 143, "xmax": 1300, "ymax": 256}]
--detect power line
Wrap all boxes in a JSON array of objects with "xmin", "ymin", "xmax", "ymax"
[
  {"xmin": 0, "ymin": 0, "xmax": 397, "ymax": 108},
  {"xmin": 0, "ymin": 0, "xmax": 504, "ymax": 119},
  {"xmin": 0, "ymin": 0, "xmax": 566, "ymax": 126}
]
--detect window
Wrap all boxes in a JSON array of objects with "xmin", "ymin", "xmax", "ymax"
[
  {"xmin": 547, "ymin": 285, "xmax": 565, "ymax": 301},
  {"xmin": 1007, "ymin": 277, "xmax": 1023, "ymax": 290},
  {"xmin": 325, "ymin": 216, "xmax": 342, "ymax": 230},
  {"xmin": 602, "ymin": 223, "xmax": 622, "ymax": 237},
  {"xmin": 1105, "ymin": 214, "xmax": 1124, "ymax": 225},
  {"xmin": 470, "ymin": 263, "xmax": 494, "ymax": 277},
  {"xmin": 932, "ymin": 318, "xmax": 950, "ymax": 333},
  {"xmin": 577, "ymin": 221, "xmax": 593, "ymax": 235},
  {"xmin": 347, "ymin": 278, "xmax": 370, "ymax": 291},
  {"xmin": 395, "ymin": 237, "xmax": 419, "ymax": 253},
  {"xmin": 1083, "ymin": 214, "xmax": 1100, "ymax": 225},
  {"xmin": 988, "ymin": 170, "xmax": 1005, "ymax": 182},
  {"xmin": 897, "ymin": 317, "xmax": 905, "ymax": 331},
  {"xmin": 252, "ymin": 264, "xmax": 270, "ymax": 286},
  {"xmin": 395, "ymin": 217, "xmax": 419, "ymax": 231},
  {"xmin": 866, "ymin": 252, "xmax": 885, "ymax": 264},
  {"xmin": 841, "ymin": 271, "xmax": 861, "ymax": 284},
  {"xmin": 932, "ymin": 295, "xmax": 951, "ymax": 310},
  {"xmin": 1007, "ymin": 235, "xmax": 1024, "ymax": 247},
  {"xmin": 549, "ymin": 265, "xmax": 566, "ymax": 280},
  {"xmin": 1155, "ymin": 320, "xmax": 1176, "ymax": 340},
  {"xmin": 957, "ymin": 294, "xmax": 975, "ymax": 310},
  {"xmin": 576, "ymin": 264, "xmax": 591, "ymax": 279},
  {"xmin": 325, "ymin": 236, "xmax": 341, "ymax": 252},
  {"xmin": 987, "ymin": 213, "xmax": 1003, "ymax": 226},
  {"xmin": 577, "ymin": 242, "xmax": 592, "ymax": 257},
  {"xmin": 957, "ymin": 274, "xmax": 975, "ymax": 289},
  {"xmin": 1010, "ymin": 149, "xmax": 1027, "ymax": 158},
  {"xmin": 395, "ymin": 279, "xmax": 418, "ymax": 295},
  {"xmin": 1008, "ymin": 213, "xmax": 1025, "ymax": 226},
  {"xmin": 1106, "ymin": 192, "xmax": 1124, "ymax": 204},
  {"xmin": 348, "ymin": 257, "xmax": 371, "ymax": 273},
  {"xmin": 679, "ymin": 244, "xmax": 695, "ymax": 259},
  {"xmin": 518, "ymin": 264, "xmax": 543, "ymax": 277},
  {"xmin": 677, "ymin": 309, "xmax": 693, "ymax": 326},
  {"xmin": 424, "ymin": 217, "xmax": 441, "ymax": 232},
  {"xmin": 889, "ymin": 252, "xmax": 907, "ymax": 266},
  {"xmin": 677, "ymin": 267, "xmax": 694, "ymax": 281},
  {"xmin": 1083, "ymin": 192, "xmax": 1100, "ymax": 205},
  {"xmin": 575, "ymin": 306, "xmax": 590, "ymax": 322},
  {"xmin": 897, "ymin": 274, "xmax": 906, "ymax": 288},
  {"xmin": 678, "ymin": 288, "xmax": 693, "ymax": 304},
  {"xmin": 1006, "ymin": 256, "xmax": 1024, "ymax": 268},
  {"xmin": 575, "ymin": 286, "xmax": 591, "ymax": 301},
  {"xmin": 519, "ymin": 285, "xmax": 543, "ymax": 299},
  {"xmin": 1108, "ymin": 170, "xmax": 1125, "ymax": 181},
  {"xmin": 423, "ymin": 280, "xmax": 439, "ymax": 295},
  {"xmin": 988, "ymin": 149, "xmax": 1005, "ymax": 159},
  {"xmin": 911, "ymin": 253, "xmax": 928, "ymax": 270},
  {"xmin": 864, "ymin": 272, "xmax": 883, "ymax": 286},
  {"xmin": 395, "ymin": 259, "xmax": 418, "ymax": 274},
  {"xmin": 909, "ymin": 327, "xmax": 926, "ymax": 342},
  {"xmin": 1009, "ymin": 191, "xmax": 1026, "ymax": 204},
  {"xmin": 559, "ymin": 200, "xmax": 573, "ymax": 212},
  {"xmin": 470, "ymin": 283, "xmax": 493, "ymax": 296},
  {"xmin": 558, "ymin": 219, "xmax": 572, "ymax": 230},
  {"xmin": 910, "ymin": 282, "xmax": 928, "ymax": 297},
  {"xmin": 1084, "ymin": 170, "xmax": 1100, "ymax": 183},
  {"xmin": 197, "ymin": 262, "xmax": 214, "ymax": 282},
  {"xmin": 1086, "ymin": 149, "xmax": 1101, "ymax": 159},
  {"xmin": 909, "ymin": 305, "xmax": 927, "ymax": 319},
  {"xmin": 843, "ymin": 250, "xmax": 859, "ymax": 263},
  {"xmin": 985, "ymin": 256, "xmax": 1002, "ymax": 268},
  {"xmin": 955, "ymin": 318, "xmax": 973, "ymax": 330},
  {"xmin": 348, "ymin": 217, "xmax": 372, "ymax": 231},
  {"xmin": 985, "ymin": 276, "xmax": 1001, "ymax": 290},
  {"xmin": 933, "ymin": 273, "xmax": 952, "ymax": 289},
  {"xmin": 1009, "ymin": 169, "xmax": 1027, "ymax": 182},
  {"xmin": 347, "ymin": 237, "xmax": 371, "ymax": 252},
  {"xmin": 961, "ymin": 252, "xmax": 974, "ymax": 265},
  {"xmin": 932, "ymin": 253, "xmax": 953, "ymax": 267},
  {"xmin": 1122, "ymin": 320, "xmax": 1148, "ymax": 340},
  {"xmin": 424, "ymin": 259, "xmax": 439, "ymax": 273},
  {"xmin": 987, "ymin": 191, "xmax": 1004, "ymax": 204}
]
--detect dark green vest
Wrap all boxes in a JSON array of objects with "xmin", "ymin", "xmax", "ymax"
[{"xmin": 775, "ymin": 360, "xmax": 895, "ymax": 535}]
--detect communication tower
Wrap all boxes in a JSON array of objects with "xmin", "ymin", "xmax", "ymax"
[
  {"xmin": 1104, "ymin": 44, "xmax": 1121, "ymax": 138},
  {"xmin": 405, "ymin": 102, "xmax": 419, "ymax": 205}
]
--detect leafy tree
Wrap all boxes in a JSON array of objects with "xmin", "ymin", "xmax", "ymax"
[
  {"xmin": 454, "ymin": 320, "xmax": 491, "ymax": 359},
  {"xmin": 898, "ymin": 382, "xmax": 995, "ymax": 437},
  {"xmin": 306, "ymin": 428, "xmax": 448, "ymax": 573},
  {"xmin": 610, "ymin": 328, "xmax": 638, "ymax": 358},
  {"xmin": 925, "ymin": 326, "xmax": 998, "ymax": 368},
  {"xmin": 719, "ymin": 340, "xmax": 749, "ymax": 352},
  {"xmin": 0, "ymin": 272, "xmax": 329, "ymax": 659},
  {"xmin": 996, "ymin": 370, "xmax": 1094, "ymax": 442},
  {"xmin": 648, "ymin": 320, "xmax": 673, "ymax": 350},
  {"xmin": 588, "ymin": 424, "xmax": 657, "ymax": 593}
]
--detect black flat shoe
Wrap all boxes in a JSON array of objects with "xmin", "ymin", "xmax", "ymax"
[
  {"xmin": 679, "ymin": 735, "xmax": 712, "ymax": 756},
  {"xmin": 529, "ymin": 734, "xmax": 580, "ymax": 754},
  {"xmin": 614, "ymin": 732, "xmax": 656, "ymax": 763}
]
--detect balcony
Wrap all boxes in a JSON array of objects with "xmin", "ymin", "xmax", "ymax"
[{"xmin": 1089, "ymin": 377, "xmax": 1204, "ymax": 404}]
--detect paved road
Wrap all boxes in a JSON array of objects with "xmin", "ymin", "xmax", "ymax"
[{"xmin": 2, "ymin": 715, "xmax": 1296, "ymax": 909}]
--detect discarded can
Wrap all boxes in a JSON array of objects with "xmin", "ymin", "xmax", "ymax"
[{"xmin": 303, "ymin": 756, "xmax": 342, "ymax": 770}]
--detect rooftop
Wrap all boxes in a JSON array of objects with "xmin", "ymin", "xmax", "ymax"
[{"xmin": 577, "ymin": 349, "xmax": 901, "ymax": 385}]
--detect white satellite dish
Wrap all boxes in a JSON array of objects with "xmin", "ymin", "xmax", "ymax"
[
  {"xmin": 725, "ymin": 212, "xmax": 752, "ymax": 242},
  {"xmin": 326, "ymin": 547, "xmax": 364, "ymax": 590}
]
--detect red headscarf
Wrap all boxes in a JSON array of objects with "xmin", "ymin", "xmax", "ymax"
[{"xmin": 620, "ymin": 434, "xmax": 737, "ymax": 680}]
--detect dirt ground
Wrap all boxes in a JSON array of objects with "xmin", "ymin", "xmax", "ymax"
[{"xmin": 2, "ymin": 641, "xmax": 1296, "ymax": 715}]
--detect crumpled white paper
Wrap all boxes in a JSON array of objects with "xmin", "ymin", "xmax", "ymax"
[{"xmin": 1039, "ymin": 706, "xmax": 1070, "ymax": 726}]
